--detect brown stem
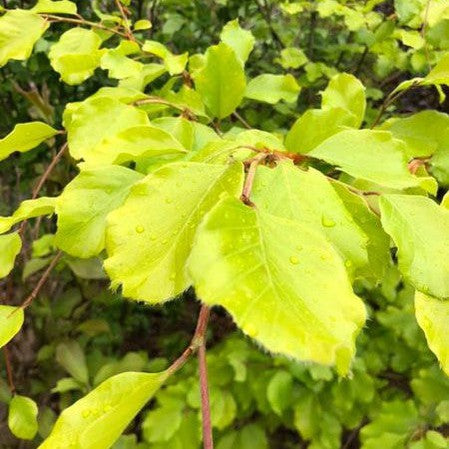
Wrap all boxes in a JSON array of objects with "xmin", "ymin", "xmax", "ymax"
[
  {"xmin": 41, "ymin": 14, "xmax": 129, "ymax": 39},
  {"xmin": 167, "ymin": 304, "xmax": 210, "ymax": 375},
  {"xmin": 240, "ymin": 153, "xmax": 267, "ymax": 206},
  {"xmin": 18, "ymin": 142, "xmax": 67, "ymax": 241},
  {"xmin": 371, "ymin": 87, "xmax": 412, "ymax": 129},
  {"xmin": 198, "ymin": 339, "xmax": 213, "ymax": 449},
  {"xmin": 134, "ymin": 97, "xmax": 197, "ymax": 120},
  {"xmin": 114, "ymin": 0, "xmax": 136, "ymax": 41},
  {"xmin": 233, "ymin": 111, "xmax": 251, "ymax": 129},
  {"xmin": 17, "ymin": 251, "xmax": 63, "ymax": 311},
  {"xmin": 3, "ymin": 346, "xmax": 15, "ymax": 393}
]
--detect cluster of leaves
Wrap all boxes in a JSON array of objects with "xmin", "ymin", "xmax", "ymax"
[{"xmin": 1, "ymin": 0, "xmax": 449, "ymax": 448}]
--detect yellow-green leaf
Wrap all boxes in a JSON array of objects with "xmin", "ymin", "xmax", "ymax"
[
  {"xmin": 310, "ymin": 130, "xmax": 438, "ymax": 193},
  {"xmin": 8, "ymin": 395, "xmax": 38, "ymax": 440},
  {"xmin": 0, "ymin": 232, "xmax": 22, "ymax": 278},
  {"xmin": 31, "ymin": 0, "xmax": 77, "ymax": 14},
  {"xmin": 105, "ymin": 162, "xmax": 244, "ymax": 303},
  {"xmin": 220, "ymin": 19, "xmax": 255, "ymax": 65},
  {"xmin": 0, "ymin": 122, "xmax": 58, "ymax": 162},
  {"xmin": 0, "ymin": 305, "xmax": 24, "ymax": 348},
  {"xmin": 380, "ymin": 194, "xmax": 449, "ymax": 299},
  {"xmin": 0, "ymin": 197, "xmax": 56, "ymax": 234},
  {"xmin": 38, "ymin": 371, "xmax": 168, "ymax": 449},
  {"xmin": 188, "ymin": 197, "xmax": 366, "ymax": 375},
  {"xmin": 415, "ymin": 291, "xmax": 449, "ymax": 375},
  {"xmin": 55, "ymin": 165, "xmax": 143, "ymax": 258},
  {"xmin": 0, "ymin": 10, "xmax": 48, "ymax": 67},
  {"xmin": 49, "ymin": 28, "xmax": 104, "ymax": 85},
  {"xmin": 245, "ymin": 74, "xmax": 300, "ymax": 104},
  {"xmin": 194, "ymin": 43, "xmax": 246, "ymax": 119}
]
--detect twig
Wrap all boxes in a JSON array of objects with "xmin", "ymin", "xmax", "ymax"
[
  {"xmin": 241, "ymin": 153, "xmax": 267, "ymax": 206},
  {"xmin": 17, "ymin": 251, "xmax": 63, "ymax": 311},
  {"xmin": 233, "ymin": 111, "xmax": 251, "ymax": 129},
  {"xmin": 2, "ymin": 346, "xmax": 15, "ymax": 393},
  {"xmin": 41, "ymin": 14, "xmax": 129, "ymax": 38},
  {"xmin": 167, "ymin": 304, "xmax": 210, "ymax": 375},
  {"xmin": 134, "ymin": 97, "xmax": 197, "ymax": 120},
  {"xmin": 17, "ymin": 143, "xmax": 67, "ymax": 241},
  {"xmin": 114, "ymin": 0, "xmax": 136, "ymax": 41},
  {"xmin": 371, "ymin": 87, "xmax": 413, "ymax": 129},
  {"xmin": 198, "ymin": 338, "xmax": 213, "ymax": 449}
]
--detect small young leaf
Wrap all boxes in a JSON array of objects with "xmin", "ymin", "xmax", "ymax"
[
  {"xmin": 142, "ymin": 40, "xmax": 187, "ymax": 75},
  {"xmin": 0, "ymin": 10, "xmax": 48, "ymax": 67},
  {"xmin": 415, "ymin": 291, "xmax": 449, "ymax": 375},
  {"xmin": 0, "ymin": 232, "xmax": 22, "ymax": 279},
  {"xmin": 380, "ymin": 194, "xmax": 449, "ymax": 299},
  {"xmin": 194, "ymin": 43, "xmax": 246, "ymax": 119},
  {"xmin": 0, "ymin": 305, "xmax": 24, "ymax": 349},
  {"xmin": 31, "ymin": 0, "xmax": 77, "ymax": 14},
  {"xmin": 245, "ymin": 74, "xmax": 300, "ymax": 104},
  {"xmin": 38, "ymin": 371, "xmax": 168, "ymax": 449},
  {"xmin": 55, "ymin": 165, "xmax": 143, "ymax": 258},
  {"xmin": 267, "ymin": 371, "xmax": 293, "ymax": 415},
  {"xmin": 321, "ymin": 73, "xmax": 366, "ymax": 128},
  {"xmin": 105, "ymin": 162, "xmax": 244, "ymax": 303},
  {"xmin": 133, "ymin": 19, "xmax": 152, "ymax": 31},
  {"xmin": 0, "ymin": 122, "xmax": 58, "ymax": 162},
  {"xmin": 8, "ymin": 395, "xmax": 38, "ymax": 440},
  {"xmin": 220, "ymin": 19, "xmax": 255, "ymax": 66},
  {"xmin": 310, "ymin": 130, "xmax": 437, "ymax": 193},
  {"xmin": 49, "ymin": 28, "xmax": 104, "ymax": 85},
  {"xmin": 0, "ymin": 197, "xmax": 56, "ymax": 234},
  {"xmin": 188, "ymin": 197, "xmax": 366, "ymax": 374}
]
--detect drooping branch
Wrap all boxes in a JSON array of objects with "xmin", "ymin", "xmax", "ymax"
[{"xmin": 240, "ymin": 153, "xmax": 267, "ymax": 206}]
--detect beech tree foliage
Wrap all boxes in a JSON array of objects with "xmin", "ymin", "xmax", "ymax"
[{"xmin": 1, "ymin": 0, "xmax": 449, "ymax": 448}]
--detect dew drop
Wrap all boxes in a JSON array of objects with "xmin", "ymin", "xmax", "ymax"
[
  {"xmin": 82, "ymin": 410, "xmax": 91, "ymax": 418},
  {"xmin": 135, "ymin": 225, "xmax": 144, "ymax": 234},
  {"xmin": 321, "ymin": 216, "xmax": 336, "ymax": 228},
  {"xmin": 345, "ymin": 260, "xmax": 352, "ymax": 268},
  {"xmin": 165, "ymin": 197, "xmax": 173, "ymax": 204},
  {"xmin": 289, "ymin": 255, "xmax": 299, "ymax": 265}
]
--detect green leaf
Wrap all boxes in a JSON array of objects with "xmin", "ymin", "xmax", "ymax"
[
  {"xmin": 220, "ymin": 19, "xmax": 255, "ymax": 65},
  {"xmin": 0, "ymin": 232, "xmax": 21, "ymax": 278},
  {"xmin": 31, "ymin": 0, "xmax": 77, "ymax": 14},
  {"xmin": 360, "ymin": 400, "xmax": 419, "ymax": 449},
  {"xmin": 382, "ymin": 110, "xmax": 449, "ymax": 158},
  {"xmin": 245, "ymin": 74, "xmax": 300, "ymax": 104},
  {"xmin": 133, "ymin": 19, "xmax": 152, "ymax": 31},
  {"xmin": 379, "ymin": 194, "xmax": 449, "ymax": 299},
  {"xmin": 0, "ymin": 197, "xmax": 56, "ymax": 234},
  {"xmin": 251, "ymin": 162, "xmax": 390, "ymax": 280},
  {"xmin": 285, "ymin": 107, "xmax": 355, "ymax": 154},
  {"xmin": 217, "ymin": 424, "xmax": 268, "ymax": 449},
  {"xmin": 101, "ymin": 46, "xmax": 143, "ymax": 80},
  {"xmin": 321, "ymin": 73, "xmax": 366, "ymax": 128},
  {"xmin": 93, "ymin": 125, "xmax": 187, "ymax": 166},
  {"xmin": 0, "ymin": 122, "xmax": 58, "ymax": 162},
  {"xmin": 0, "ymin": 10, "xmax": 48, "ymax": 67},
  {"xmin": 188, "ymin": 197, "xmax": 366, "ymax": 374},
  {"xmin": 105, "ymin": 162, "xmax": 244, "ymax": 303},
  {"xmin": 267, "ymin": 371, "xmax": 293, "ymax": 415},
  {"xmin": 142, "ymin": 40, "xmax": 187, "ymax": 75},
  {"xmin": 415, "ymin": 291, "xmax": 449, "ymax": 375},
  {"xmin": 56, "ymin": 341, "xmax": 90, "ymax": 385},
  {"xmin": 49, "ymin": 28, "xmax": 104, "ymax": 85},
  {"xmin": 194, "ymin": 43, "xmax": 246, "ymax": 119},
  {"xmin": 55, "ymin": 165, "xmax": 143, "ymax": 258},
  {"xmin": 65, "ymin": 96, "xmax": 149, "ymax": 164},
  {"xmin": 38, "ymin": 371, "xmax": 168, "ymax": 449},
  {"xmin": 0, "ymin": 305, "xmax": 24, "ymax": 348},
  {"xmin": 8, "ymin": 395, "xmax": 38, "ymax": 440},
  {"xmin": 310, "ymin": 130, "xmax": 438, "ymax": 193},
  {"xmin": 277, "ymin": 47, "xmax": 308, "ymax": 69}
]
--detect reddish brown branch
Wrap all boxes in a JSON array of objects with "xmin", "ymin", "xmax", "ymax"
[
  {"xmin": 134, "ymin": 97, "xmax": 197, "ymax": 121},
  {"xmin": 114, "ymin": 0, "xmax": 136, "ymax": 41},
  {"xmin": 198, "ymin": 340, "xmax": 213, "ymax": 449},
  {"xmin": 19, "ymin": 251, "xmax": 63, "ymax": 311},
  {"xmin": 241, "ymin": 153, "xmax": 267, "ymax": 206},
  {"xmin": 233, "ymin": 111, "xmax": 251, "ymax": 129},
  {"xmin": 2, "ymin": 346, "xmax": 15, "ymax": 393}
]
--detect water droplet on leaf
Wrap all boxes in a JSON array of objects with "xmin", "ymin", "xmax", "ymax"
[
  {"xmin": 321, "ymin": 216, "xmax": 336, "ymax": 228},
  {"xmin": 135, "ymin": 225, "xmax": 144, "ymax": 234},
  {"xmin": 289, "ymin": 256, "xmax": 299, "ymax": 265}
]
